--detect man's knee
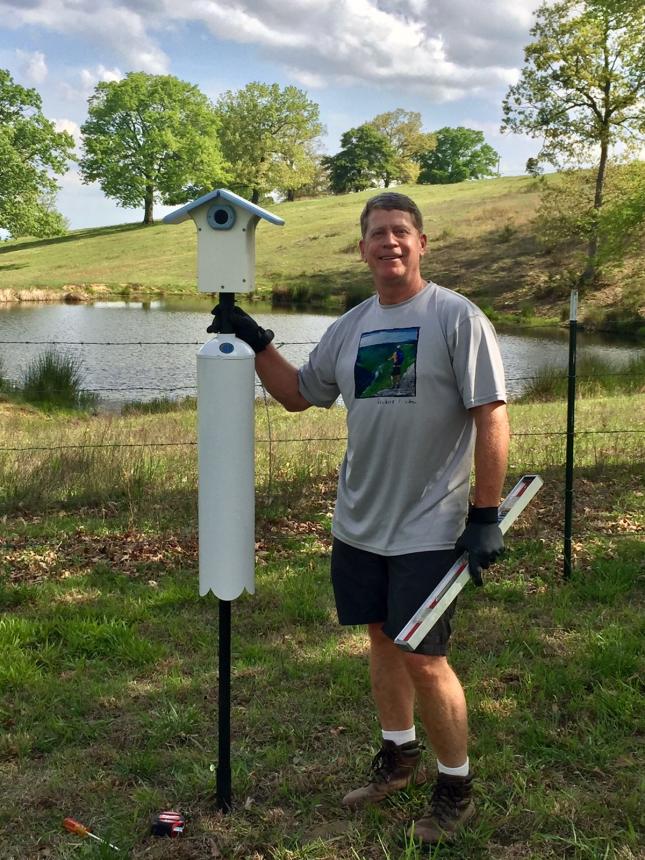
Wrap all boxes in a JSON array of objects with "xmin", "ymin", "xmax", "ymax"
[
  {"xmin": 367, "ymin": 622, "xmax": 390, "ymax": 643},
  {"xmin": 403, "ymin": 653, "xmax": 452, "ymax": 689}
]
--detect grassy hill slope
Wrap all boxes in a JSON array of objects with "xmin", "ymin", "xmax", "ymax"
[{"xmin": 1, "ymin": 176, "xmax": 642, "ymax": 330}]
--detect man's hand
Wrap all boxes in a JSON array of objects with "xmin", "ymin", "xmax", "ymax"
[
  {"xmin": 455, "ymin": 506, "xmax": 504, "ymax": 586},
  {"xmin": 207, "ymin": 305, "xmax": 274, "ymax": 353}
]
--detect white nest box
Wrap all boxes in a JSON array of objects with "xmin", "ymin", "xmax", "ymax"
[{"xmin": 163, "ymin": 188, "xmax": 284, "ymax": 294}]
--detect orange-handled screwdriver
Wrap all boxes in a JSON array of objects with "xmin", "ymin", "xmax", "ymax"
[{"xmin": 63, "ymin": 818, "xmax": 120, "ymax": 851}]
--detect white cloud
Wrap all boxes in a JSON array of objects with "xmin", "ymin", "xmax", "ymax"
[
  {"xmin": 53, "ymin": 117, "xmax": 82, "ymax": 145},
  {"xmin": 459, "ymin": 118, "xmax": 505, "ymax": 140},
  {"xmin": 168, "ymin": 0, "xmax": 533, "ymax": 100},
  {"xmin": 60, "ymin": 65, "xmax": 123, "ymax": 102},
  {"xmin": 57, "ymin": 166, "xmax": 85, "ymax": 189},
  {"xmin": 15, "ymin": 48, "xmax": 48, "ymax": 84},
  {"xmin": 2, "ymin": 0, "xmax": 539, "ymax": 99},
  {"xmin": 1, "ymin": 1, "xmax": 169, "ymax": 74},
  {"xmin": 80, "ymin": 65, "xmax": 123, "ymax": 90}
]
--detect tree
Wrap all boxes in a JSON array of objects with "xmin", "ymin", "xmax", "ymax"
[
  {"xmin": 366, "ymin": 109, "xmax": 436, "ymax": 185},
  {"xmin": 538, "ymin": 160, "xmax": 645, "ymax": 269},
  {"xmin": 80, "ymin": 72, "xmax": 228, "ymax": 224},
  {"xmin": 323, "ymin": 125, "xmax": 397, "ymax": 194},
  {"xmin": 502, "ymin": 0, "xmax": 645, "ymax": 284},
  {"xmin": 215, "ymin": 82, "xmax": 324, "ymax": 203},
  {"xmin": 417, "ymin": 127, "xmax": 499, "ymax": 185},
  {"xmin": 525, "ymin": 157, "xmax": 544, "ymax": 176},
  {"xmin": 0, "ymin": 69, "xmax": 73, "ymax": 237}
]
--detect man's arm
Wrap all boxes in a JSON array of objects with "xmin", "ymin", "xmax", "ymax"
[
  {"xmin": 471, "ymin": 401, "xmax": 510, "ymax": 507},
  {"xmin": 455, "ymin": 400, "xmax": 510, "ymax": 586},
  {"xmin": 255, "ymin": 344, "xmax": 311, "ymax": 413}
]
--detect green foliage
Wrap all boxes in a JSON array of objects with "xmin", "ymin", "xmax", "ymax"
[
  {"xmin": 365, "ymin": 109, "xmax": 435, "ymax": 185},
  {"xmin": 597, "ymin": 159, "xmax": 645, "ymax": 266},
  {"xmin": 416, "ymin": 127, "xmax": 499, "ymax": 184},
  {"xmin": 20, "ymin": 349, "xmax": 97, "ymax": 411},
  {"xmin": 525, "ymin": 157, "xmax": 543, "ymax": 177},
  {"xmin": 537, "ymin": 161, "xmax": 645, "ymax": 276},
  {"xmin": 517, "ymin": 352, "xmax": 645, "ymax": 401},
  {"xmin": 502, "ymin": 0, "xmax": 645, "ymax": 282},
  {"xmin": 79, "ymin": 72, "xmax": 228, "ymax": 223},
  {"xmin": 502, "ymin": 0, "xmax": 645, "ymax": 169},
  {"xmin": 0, "ymin": 69, "xmax": 73, "ymax": 238},
  {"xmin": 215, "ymin": 82, "xmax": 324, "ymax": 203},
  {"xmin": 323, "ymin": 125, "xmax": 397, "ymax": 193}
]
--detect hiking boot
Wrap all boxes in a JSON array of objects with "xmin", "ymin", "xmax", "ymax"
[
  {"xmin": 410, "ymin": 771, "xmax": 476, "ymax": 844},
  {"xmin": 342, "ymin": 740, "xmax": 425, "ymax": 809}
]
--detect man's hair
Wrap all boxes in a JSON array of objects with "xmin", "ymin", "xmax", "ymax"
[{"xmin": 360, "ymin": 192, "xmax": 424, "ymax": 237}]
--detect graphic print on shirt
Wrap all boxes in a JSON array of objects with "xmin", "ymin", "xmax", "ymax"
[{"xmin": 354, "ymin": 327, "xmax": 419, "ymax": 398}]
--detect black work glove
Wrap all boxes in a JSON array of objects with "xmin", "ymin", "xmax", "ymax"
[
  {"xmin": 454, "ymin": 505, "xmax": 504, "ymax": 587},
  {"xmin": 207, "ymin": 305, "xmax": 275, "ymax": 353}
]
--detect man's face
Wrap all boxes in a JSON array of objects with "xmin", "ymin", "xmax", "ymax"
[{"xmin": 359, "ymin": 209, "xmax": 427, "ymax": 293}]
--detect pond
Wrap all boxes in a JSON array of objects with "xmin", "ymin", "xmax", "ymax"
[{"xmin": 0, "ymin": 297, "xmax": 641, "ymax": 407}]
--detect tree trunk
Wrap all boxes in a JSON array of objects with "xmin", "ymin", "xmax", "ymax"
[
  {"xmin": 581, "ymin": 54, "xmax": 611, "ymax": 286},
  {"xmin": 252, "ymin": 188, "xmax": 260, "ymax": 204},
  {"xmin": 287, "ymin": 189, "xmax": 295, "ymax": 202},
  {"xmin": 143, "ymin": 184, "xmax": 154, "ymax": 225}
]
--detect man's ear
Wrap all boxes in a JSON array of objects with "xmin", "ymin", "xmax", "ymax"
[
  {"xmin": 359, "ymin": 238, "xmax": 366, "ymax": 261},
  {"xmin": 419, "ymin": 233, "xmax": 428, "ymax": 256}
]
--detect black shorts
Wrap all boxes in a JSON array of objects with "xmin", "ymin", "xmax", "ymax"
[{"xmin": 330, "ymin": 538, "xmax": 460, "ymax": 656}]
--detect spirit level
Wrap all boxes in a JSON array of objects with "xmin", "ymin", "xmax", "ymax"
[{"xmin": 395, "ymin": 474, "xmax": 544, "ymax": 652}]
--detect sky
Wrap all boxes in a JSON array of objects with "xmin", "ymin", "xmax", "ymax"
[{"xmin": 1, "ymin": 0, "xmax": 547, "ymax": 230}]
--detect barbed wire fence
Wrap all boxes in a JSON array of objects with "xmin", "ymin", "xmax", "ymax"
[{"xmin": 1, "ymin": 337, "xmax": 643, "ymax": 556}]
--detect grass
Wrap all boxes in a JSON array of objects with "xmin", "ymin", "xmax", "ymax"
[
  {"xmin": 0, "ymin": 395, "xmax": 643, "ymax": 858},
  {"xmin": 1, "ymin": 175, "xmax": 642, "ymax": 329},
  {"xmin": 18, "ymin": 348, "xmax": 99, "ymax": 411},
  {"xmin": 518, "ymin": 353, "xmax": 645, "ymax": 402}
]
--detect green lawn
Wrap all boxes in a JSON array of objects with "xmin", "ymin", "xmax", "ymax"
[
  {"xmin": 0, "ymin": 395, "xmax": 643, "ymax": 858},
  {"xmin": 0, "ymin": 177, "xmax": 537, "ymax": 294}
]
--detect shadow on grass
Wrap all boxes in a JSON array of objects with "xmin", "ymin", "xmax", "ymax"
[
  {"xmin": 269, "ymin": 267, "xmax": 375, "ymax": 312},
  {"xmin": 0, "ymin": 222, "xmax": 150, "ymax": 255},
  {"xmin": 267, "ymin": 220, "xmax": 561, "ymax": 314}
]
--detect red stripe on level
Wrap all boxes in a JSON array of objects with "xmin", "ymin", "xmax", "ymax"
[
  {"xmin": 515, "ymin": 477, "xmax": 534, "ymax": 497},
  {"xmin": 404, "ymin": 623, "xmax": 422, "ymax": 642}
]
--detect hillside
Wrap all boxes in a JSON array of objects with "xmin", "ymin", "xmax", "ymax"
[{"xmin": 0, "ymin": 177, "xmax": 643, "ymax": 331}]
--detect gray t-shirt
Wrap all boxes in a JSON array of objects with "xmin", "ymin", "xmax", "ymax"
[{"xmin": 298, "ymin": 282, "xmax": 507, "ymax": 555}]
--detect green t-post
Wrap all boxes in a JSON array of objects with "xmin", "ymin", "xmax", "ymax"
[{"xmin": 563, "ymin": 290, "xmax": 577, "ymax": 579}]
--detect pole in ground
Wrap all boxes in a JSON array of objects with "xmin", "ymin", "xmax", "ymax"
[{"xmin": 164, "ymin": 190, "xmax": 284, "ymax": 810}]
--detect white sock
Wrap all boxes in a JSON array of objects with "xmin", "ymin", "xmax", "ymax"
[
  {"xmin": 381, "ymin": 727, "xmax": 416, "ymax": 746},
  {"xmin": 437, "ymin": 757, "xmax": 470, "ymax": 777}
]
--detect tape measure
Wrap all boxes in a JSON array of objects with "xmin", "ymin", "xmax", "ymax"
[{"xmin": 151, "ymin": 810, "xmax": 185, "ymax": 837}]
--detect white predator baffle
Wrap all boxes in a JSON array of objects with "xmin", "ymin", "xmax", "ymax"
[{"xmin": 196, "ymin": 335, "xmax": 256, "ymax": 598}]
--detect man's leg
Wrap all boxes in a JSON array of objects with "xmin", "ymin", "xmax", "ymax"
[
  {"xmin": 403, "ymin": 653, "xmax": 475, "ymax": 843},
  {"xmin": 341, "ymin": 623, "xmax": 424, "ymax": 808},
  {"xmin": 369, "ymin": 622, "xmax": 415, "ymax": 729},
  {"xmin": 402, "ymin": 653, "xmax": 467, "ymax": 766}
]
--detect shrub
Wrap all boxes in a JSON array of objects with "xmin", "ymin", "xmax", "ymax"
[{"xmin": 21, "ymin": 349, "xmax": 97, "ymax": 411}]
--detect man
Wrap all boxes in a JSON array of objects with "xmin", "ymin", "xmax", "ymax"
[{"xmin": 211, "ymin": 192, "xmax": 509, "ymax": 844}]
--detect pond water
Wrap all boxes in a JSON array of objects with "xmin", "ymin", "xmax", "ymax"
[{"xmin": 0, "ymin": 297, "xmax": 641, "ymax": 407}]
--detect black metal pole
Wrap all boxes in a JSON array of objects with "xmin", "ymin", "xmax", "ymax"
[
  {"xmin": 563, "ymin": 290, "xmax": 577, "ymax": 579},
  {"xmin": 216, "ymin": 598, "xmax": 232, "ymax": 812},
  {"xmin": 213, "ymin": 291, "xmax": 235, "ymax": 812}
]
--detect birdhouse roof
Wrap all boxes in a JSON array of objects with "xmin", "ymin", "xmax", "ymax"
[{"xmin": 163, "ymin": 188, "xmax": 285, "ymax": 225}]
